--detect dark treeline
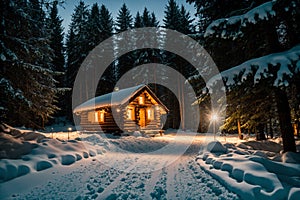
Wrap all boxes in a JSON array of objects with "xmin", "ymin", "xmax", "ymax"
[{"xmin": 1, "ymin": 0, "xmax": 299, "ymax": 152}]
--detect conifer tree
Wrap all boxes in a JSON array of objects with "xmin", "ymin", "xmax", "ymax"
[
  {"xmin": 99, "ymin": 5, "xmax": 114, "ymax": 40},
  {"xmin": 163, "ymin": 0, "xmax": 181, "ymax": 30},
  {"xmin": 65, "ymin": 1, "xmax": 89, "ymax": 120},
  {"xmin": 0, "ymin": 0, "xmax": 60, "ymax": 128},
  {"xmin": 150, "ymin": 12, "xmax": 159, "ymax": 27},
  {"xmin": 47, "ymin": 0, "xmax": 66, "ymax": 117},
  {"xmin": 115, "ymin": 3, "xmax": 134, "ymax": 81},
  {"xmin": 162, "ymin": 0, "xmax": 195, "ymax": 129},
  {"xmin": 134, "ymin": 12, "xmax": 143, "ymax": 28},
  {"xmin": 115, "ymin": 3, "xmax": 133, "ymax": 33},
  {"xmin": 95, "ymin": 4, "xmax": 115, "ymax": 96},
  {"xmin": 189, "ymin": 0, "xmax": 300, "ymax": 151},
  {"xmin": 141, "ymin": 8, "xmax": 151, "ymax": 27},
  {"xmin": 86, "ymin": 3, "xmax": 102, "ymax": 51}
]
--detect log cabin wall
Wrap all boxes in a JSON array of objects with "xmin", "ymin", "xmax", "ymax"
[
  {"xmin": 79, "ymin": 108, "xmax": 122, "ymax": 132},
  {"xmin": 78, "ymin": 88, "xmax": 167, "ymax": 133},
  {"xmin": 123, "ymin": 91, "xmax": 162, "ymax": 132}
]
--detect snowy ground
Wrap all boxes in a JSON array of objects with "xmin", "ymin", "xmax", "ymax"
[{"xmin": 0, "ymin": 129, "xmax": 300, "ymax": 200}]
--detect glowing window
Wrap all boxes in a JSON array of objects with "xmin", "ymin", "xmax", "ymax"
[
  {"xmin": 147, "ymin": 108, "xmax": 154, "ymax": 120},
  {"xmin": 95, "ymin": 111, "xmax": 105, "ymax": 123},
  {"xmin": 127, "ymin": 107, "xmax": 135, "ymax": 120},
  {"xmin": 138, "ymin": 96, "xmax": 144, "ymax": 105},
  {"xmin": 99, "ymin": 111, "xmax": 105, "ymax": 122},
  {"xmin": 94, "ymin": 112, "xmax": 98, "ymax": 122}
]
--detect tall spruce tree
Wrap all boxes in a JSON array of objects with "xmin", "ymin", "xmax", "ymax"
[
  {"xmin": 65, "ymin": 1, "xmax": 90, "ymax": 120},
  {"xmin": 131, "ymin": 8, "xmax": 161, "ymax": 84},
  {"xmin": 115, "ymin": 3, "xmax": 133, "ymax": 33},
  {"xmin": 0, "ymin": 0, "xmax": 59, "ymax": 128},
  {"xmin": 134, "ymin": 12, "xmax": 143, "ymax": 28},
  {"xmin": 47, "ymin": 0, "xmax": 66, "ymax": 117},
  {"xmin": 163, "ymin": 0, "xmax": 195, "ymax": 129},
  {"xmin": 115, "ymin": 3, "xmax": 134, "ymax": 82},
  {"xmin": 95, "ymin": 4, "xmax": 115, "ymax": 96},
  {"xmin": 163, "ymin": 0, "xmax": 181, "ymax": 30},
  {"xmin": 189, "ymin": 0, "xmax": 300, "ymax": 151},
  {"xmin": 86, "ymin": 3, "xmax": 102, "ymax": 51},
  {"xmin": 99, "ymin": 5, "xmax": 114, "ymax": 40}
]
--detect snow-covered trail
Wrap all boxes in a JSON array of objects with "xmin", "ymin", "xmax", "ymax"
[{"xmin": 1, "ymin": 135, "xmax": 239, "ymax": 199}]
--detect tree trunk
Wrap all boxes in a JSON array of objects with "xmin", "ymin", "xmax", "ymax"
[
  {"xmin": 237, "ymin": 119, "xmax": 242, "ymax": 139},
  {"xmin": 275, "ymin": 88, "xmax": 296, "ymax": 152}
]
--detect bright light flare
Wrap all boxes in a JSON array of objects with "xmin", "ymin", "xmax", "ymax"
[{"xmin": 211, "ymin": 113, "xmax": 218, "ymax": 121}]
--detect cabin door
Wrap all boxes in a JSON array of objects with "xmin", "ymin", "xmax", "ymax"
[{"xmin": 139, "ymin": 108, "xmax": 146, "ymax": 127}]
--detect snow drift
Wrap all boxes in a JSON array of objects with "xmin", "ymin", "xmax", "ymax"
[{"xmin": 197, "ymin": 140, "xmax": 300, "ymax": 200}]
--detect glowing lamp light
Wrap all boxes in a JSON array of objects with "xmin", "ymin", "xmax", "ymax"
[
  {"xmin": 211, "ymin": 114, "xmax": 218, "ymax": 121},
  {"xmin": 67, "ymin": 127, "xmax": 72, "ymax": 140}
]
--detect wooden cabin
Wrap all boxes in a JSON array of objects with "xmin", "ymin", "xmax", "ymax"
[{"xmin": 73, "ymin": 85, "xmax": 168, "ymax": 133}]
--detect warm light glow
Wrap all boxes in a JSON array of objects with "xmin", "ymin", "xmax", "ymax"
[
  {"xmin": 211, "ymin": 113, "xmax": 218, "ymax": 121},
  {"xmin": 147, "ymin": 108, "xmax": 154, "ymax": 120},
  {"xmin": 138, "ymin": 96, "xmax": 144, "ymax": 105},
  {"xmin": 155, "ymin": 105, "xmax": 160, "ymax": 110},
  {"xmin": 68, "ymin": 127, "xmax": 72, "ymax": 131},
  {"xmin": 99, "ymin": 111, "xmax": 105, "ymax": 122},
  {"xmin": 116, "ymin": 108, "xmax": 121, "ymax": 112},
  {"xmin": 94, "ymin": 112, "xmax": 98, "ymax": 122},
  {"xmin": 95, "ymin": 111, "xmax": 105, "ymax": 123},
  {"xmin": 127, "ymin": 107, "xmax": 135, "ymax": 120}
]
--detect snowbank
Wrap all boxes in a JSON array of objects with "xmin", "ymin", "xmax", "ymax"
[
  {"xmin": 0, "ymin": 132, "xmax": 109, "ymax": 182},
  {"xmin": 197, "ymin": 140, "xmax": 300, "ymax": 200},
  {"xmin": 0, "ymin": 125, "xmax": 46, "ymax": 159},
  {"xmin": 0, "ymin": 128, "xmax": 170, "ymax": 183}
]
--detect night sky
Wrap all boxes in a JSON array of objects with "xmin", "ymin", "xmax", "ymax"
[{"xmin": 59, "ymin": 0, "xmax": 197, "ymax": 33}]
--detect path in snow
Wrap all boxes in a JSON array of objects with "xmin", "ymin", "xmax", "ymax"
[{"xmin": 4, "ymin": 135, "xmax": 240, "ymax": 200}]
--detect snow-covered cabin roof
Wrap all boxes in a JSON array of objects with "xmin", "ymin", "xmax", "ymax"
[{"xmin": 73, "ymin": 84, "xmax": 168, "ymax": 113}]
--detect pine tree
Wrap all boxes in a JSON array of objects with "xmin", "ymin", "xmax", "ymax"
[
  {"xmin": 95, "ymin": 4, "xmax": 115, "ymax": 96},
  {"xmin": 163, "ymin": 0, "xmax": 181, "ymax": 30},
  {"xmin": 189, "ymin": 0, "xmax": 300, "ymax": 151},
  {"xmin": 162, "ymin": 0, "xmax": 196, "ymax": 129},
  {"xmin": 115, "ymin": 3, "xmax": 134, "ymax": 81},
  {"xmin": 66, "ymin": 1, "xmax": 89, "ymax": 88},
  {"xmin": 178, "ymin": 5, "xmax": 195, "ymax": 34},
  {"xmin": 47, "ymin": 0, "xmax": 66, "ymax": 117},
  {"xmin": 131, "ymin": 9, "xmax": 161, "ymax": 83},
  {"xmin": 141, "ymin": 8, "xmax": 151, "ymax": 27},
  {"xmin": 115, "ymin": 3, "xmax": 133, "ymax": 33},
  {"xmin": 65, "ymin": 1, "xmax": 90, "ymax": 120},
  {"xmin": 150, "ymin": 12, "xmax": 159, "ymax": 27},
  {"xmin": 134, "ymin": 12, "xmax": 143, "ymax": 28},
  {"xmin": 0, "ymin": 0, "xmax": 59, "ymax": 128},
  {"xmin": 99, "ymin": 5, "xmax": 114, "ymax": 40},
  {"xmin": 86, "ymin": 3, "xmax": 102, "ymax": 51}
]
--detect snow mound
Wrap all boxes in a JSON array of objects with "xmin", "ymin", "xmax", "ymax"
[
  {"xmin": 206, "ymin": 141, "xmax": 227, "ymax": 153},
  {"xmin": 0, "ymin": 133, "xmax": 108, "ymax": 183},
  {"xmin": 0, "ymin": 125, "xmax": 46, "ymax": 159},
  {"xmin": 197, "ymin": 140, "xmax": 300, "ymax": 200},
  {"xmin": 282, "ymin": 152, "xmax": 300, "ymax": 164}
]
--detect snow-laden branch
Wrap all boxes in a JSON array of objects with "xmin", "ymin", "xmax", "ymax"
[
  {"xmin": 206, "ymin": 44, "xmax": 300, "ymax": 91},
  {"xmin": 0, "ymin": 78, "xmax": 32, "ymax": 107},
  {"xmin": 204, "ymin": 1, "xmax": 276, "ymax": 39}
]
